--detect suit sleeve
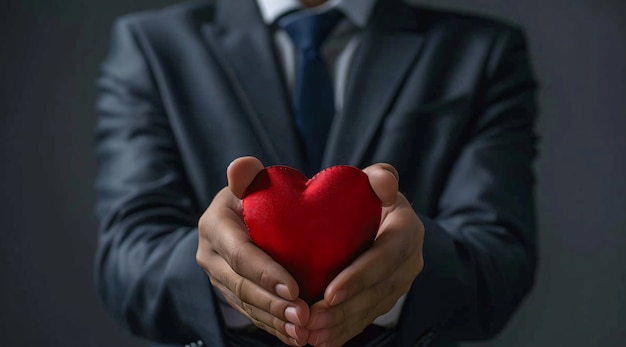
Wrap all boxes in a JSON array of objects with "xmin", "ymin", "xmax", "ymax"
[
  {"xmin": 398, "ymin": 27, "xmax": 539, "ymax": 344},
  {"xmin": 94, "ymin": 18, "xmax": 225, "ymax": 345}
]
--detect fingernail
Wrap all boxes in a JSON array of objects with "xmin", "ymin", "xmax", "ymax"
[
  {"xmin": 285, "ymin": 306, "xmax": 301, "ymax": 326},
  {"xmin": 275, "ymin": 283, "xmax": 291, "ymax": 300},
  {"xmin": 285, "ymin": 323, "xmax": 299, "ymax": 340},
  {"xmin": 330, "ymin": 290, "xmax": 347, "ymax": 305},
  {"xmin": 289, "ymin": 337, "xmax": 300, "ymax": 346}
]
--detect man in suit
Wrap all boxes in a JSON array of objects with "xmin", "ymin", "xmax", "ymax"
[{"xmin": 94, "ymin": 0, "xmax": 538, "ymax": 346}]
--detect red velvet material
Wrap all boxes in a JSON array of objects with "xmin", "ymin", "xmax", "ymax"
[{"xmin": 242, "ymin": 165, "xmax": 382, "ymax": 304}]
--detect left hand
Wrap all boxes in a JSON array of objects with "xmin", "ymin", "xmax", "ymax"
[
  {"xmin": 306, "ymin": 163, "xmax": 425, "ymax": 347},
  {"xmin": 196, "ymin": 157, "xmax": 310, "ymax": 346}
]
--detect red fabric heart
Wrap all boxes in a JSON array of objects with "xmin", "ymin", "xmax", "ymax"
[{"xmin": 242, "ymin": 165, "xmax": 381, "ymax": 304}]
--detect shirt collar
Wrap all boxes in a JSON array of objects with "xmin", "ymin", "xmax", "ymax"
[{"xmin": 256, "ymin": 0, "xmax": 377, "ymax": 28}]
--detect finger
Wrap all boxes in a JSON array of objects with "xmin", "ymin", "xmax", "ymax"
[
  {"xmin": 321, "ymin": 232, "xmax": 401, "ymax": 306},
  {"xmin": 203, "ymin": 254, "xmax": 310, "ymax": 344},
  {"xmin": 362, "ymin": 163, "xmax": 399, "ymax": 207},
  {"xmin": 309, "ymin": 278, "xmax": 397, "ymax": 331},
  {"xmin": 200, "ymin": 190, "xmax": 301, "ymax": 301},
  {"xmin": 323, "ymin": 194, "xmax": 423, "ymax": 306},
  {"xmin": 219, "ymin": 286, "xmax": 305, "ymax": 347},
  {"xmin": 227, "ymin": 156, "xmax": 265, "ymax": 199},
  {"xmin": 217, "ymin": 283, "xmax": 307, "ymax": 347},
  {"xmin": 219, "ymin": 235, "xmax": 301, "ymax": 301},
  {"xmin": 307, "ymin": 285, "xmax": 400, "ymax": 347},
  {"xmin": 205, "ymin": 241, "xmax": 310, "ymax": 345},
  {"xmin": 204, "ymin": 252, "xmax": 306, "ymax": 322},
  {"xmin": 251, "ymin": 313, "xmax": 308, "ymax": 347}
]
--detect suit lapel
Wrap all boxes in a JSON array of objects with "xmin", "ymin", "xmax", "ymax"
[
  {"xmin": 323, "ymin": 0, "xmax": 427, "ymax": 168},
  {"xmin": 201, "ymin": 0, "xmax": 305, "ymax": 169}
]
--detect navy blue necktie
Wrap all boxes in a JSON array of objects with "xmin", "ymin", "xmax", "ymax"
[{"xmin": 278, "ymin": 9, "xmax": 343, "ymax": 176}]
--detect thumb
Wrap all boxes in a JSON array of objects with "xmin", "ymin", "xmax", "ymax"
[
  {"xmin": 362, "ymin": 163, "xmax": 399, "ymax": 207},
  {"xmin": 227, "ymin": 156, "xmax": 265, "ymax": 199}
]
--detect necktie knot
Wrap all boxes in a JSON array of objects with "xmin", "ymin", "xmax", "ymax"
[{"xmin": 278, "ymin": 9, "xmax": 343, "ymax": 52}]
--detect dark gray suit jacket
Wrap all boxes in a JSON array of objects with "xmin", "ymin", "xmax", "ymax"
[{"xmin": 94, "ymin": 0, "xmax": 538, "ymax": 346}]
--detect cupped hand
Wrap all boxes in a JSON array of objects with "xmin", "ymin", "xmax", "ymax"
[
  {"xmin": 196, "ymin": 156, "xmax": 310, "ymax": 346},
  {"xmin": 306, "ymin": 163, "xmax": 425, "ymax": 347}
]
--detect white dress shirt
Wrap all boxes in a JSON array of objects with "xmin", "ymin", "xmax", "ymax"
[{"xmin": 219, "ymin": 0, "xmax": 406, "ymax": 330}]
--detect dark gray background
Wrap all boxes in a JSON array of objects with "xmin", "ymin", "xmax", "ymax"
[{"xmin": 0, "ymin": 0, "xmax": 624, "ymax": 346}]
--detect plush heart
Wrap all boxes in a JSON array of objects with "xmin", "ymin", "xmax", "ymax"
[{"xmin": 242, "ymin": 165, "xmax": 381, "ymax": 304}]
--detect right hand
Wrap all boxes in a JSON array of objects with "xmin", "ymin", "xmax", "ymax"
[{"xmin": 196, "ymin": 156, "xmax": 310, "ymax": 346}]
